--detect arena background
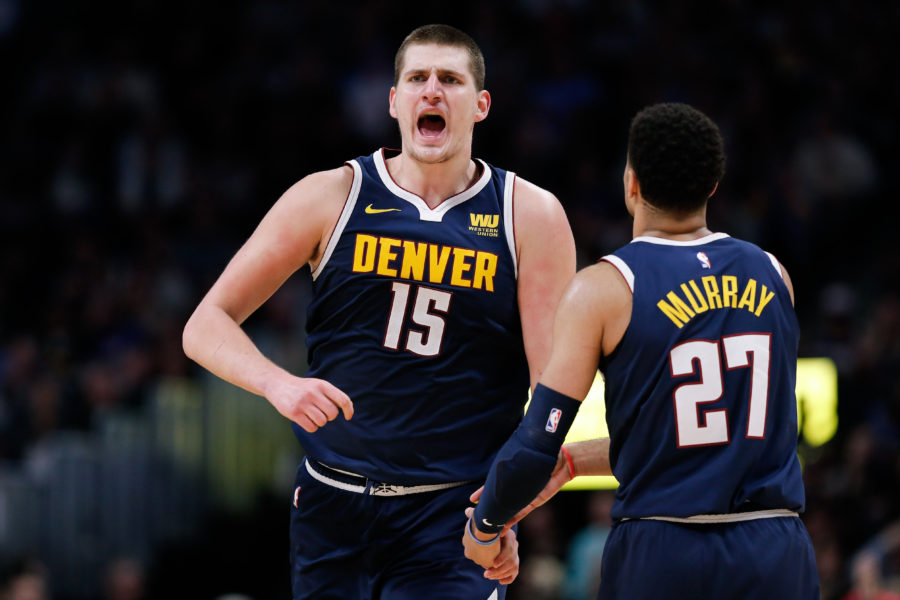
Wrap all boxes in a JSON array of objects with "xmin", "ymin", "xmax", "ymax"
[{"xmin": 1, "ymin": 1, "xmax": 898, "ymax": 598}]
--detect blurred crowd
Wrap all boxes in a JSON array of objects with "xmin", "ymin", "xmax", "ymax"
[{"xmin": 1, "ymin": 1, "xmax": 899, "ymax": 598}]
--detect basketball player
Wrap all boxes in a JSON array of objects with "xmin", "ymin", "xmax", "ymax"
[
  {"xmin": 182, "ymin": 24, "xmax": 576, "ymax": 599},
  {"xmin": 463, "ymin": 103, "xmax": 820, "ymax": 599}
]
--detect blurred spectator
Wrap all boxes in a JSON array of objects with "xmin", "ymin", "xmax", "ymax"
[
  {"xmin": 514, "ymin": 554, "xmax": 565, "ymax": 600},
  {"xmin": 103, "ymin": 557, "xmax": 146, "ymax": 600},
  {"xmin": 792, "ymin": 113, "xmax": 877, "ymax": 206},
  {"xmin": 116, "ymin": 112, "xmax": 187, "ymax": 216},
  {"xmin": 512, "ymin": 504, "xmax": 566, "ymax": 600},
  {"xmin": 562, "ymin": 490, "xmax": 614, "ymax": 600},
  {"xmin": 842, "ymin": 551, "xmax": 900, "ymax": 600},
  {"xmin": 0, "ymin": 559, "xmax": 49, "ymax": 600}
]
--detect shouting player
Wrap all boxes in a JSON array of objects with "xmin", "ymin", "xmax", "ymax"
[{"xmin": 183, "ymin": 24, "xmax": 576, "ymax": 600}]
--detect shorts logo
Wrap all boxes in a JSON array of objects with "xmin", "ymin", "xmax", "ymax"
[
  {"xmin": 546, "ymin": 408, "xmax": 562, "ymax": 433},
  {"xmin": 293, "ymin": 486, "xmax": 301, "ymax": 508}
]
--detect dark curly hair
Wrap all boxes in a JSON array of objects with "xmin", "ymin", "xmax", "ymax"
[{"xmin": 627, "ymin": 103, "xmax": 726, "ymax": 213}]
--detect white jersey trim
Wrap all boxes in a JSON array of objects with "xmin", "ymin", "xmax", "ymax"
[
  {"xmin": 601, "ymin": 254, "xmax": 635, "ymax": 293},
  {"xmin": 623, "ymin": 508, "xmax": 799, "ymax": 524},
  {"xmin": 764, "ymin": 251, "xmax": 784, "ymax": 280},
  {"xmin": 631, "ymin": 232, "xmax": 731, "ymax": 246},
  {"xmin": 312, "ymin": 160, "xmax": 363, "ymax": 281},
  {"xmin": 503, "ymin": 172, "xmax": 518, "ymax": 279},
  {"xmin": 373, "ymin": 150, "xmax": 492, "ymax": 223}
]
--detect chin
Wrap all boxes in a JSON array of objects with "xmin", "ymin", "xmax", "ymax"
[{"xmin": 408, "ymin": 144, "xmax": 453, "ymax": 164}]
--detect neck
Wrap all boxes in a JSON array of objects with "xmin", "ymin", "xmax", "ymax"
[
  {"xmin": 387, "ymin": 148, "xmax": 477, "ymax": 209},
  {"xmin": 633, "ymin": 201, "xmax": 711, "ymax": 241}
]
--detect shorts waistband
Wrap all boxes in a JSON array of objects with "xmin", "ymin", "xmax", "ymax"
[
  {"xmin": 304, "ymin": 459, "xmax": 474, "ymax": 497},
  {"xmin": 621, "ymin": 508, "xmax": 799, "ymax": 524}
]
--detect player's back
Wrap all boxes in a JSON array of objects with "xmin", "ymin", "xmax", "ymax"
[{"xmin": 600, "ymin": 232, "xmax": 803, "ymax": 520}]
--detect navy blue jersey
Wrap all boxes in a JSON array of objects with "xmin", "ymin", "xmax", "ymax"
[
  {"xmin": 298, "ymin": 149, "xmax": 529, "ymax": 485},
  {"xmin": 600, "ymin": 233, "xmax": 804, "ymax": 520}
]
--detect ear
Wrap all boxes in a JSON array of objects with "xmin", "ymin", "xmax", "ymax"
[
  {"xmin": 474, "ymin": 90, "xmax": 491, "ymax": 122},
  {"xmin": 623, "ymin": 164, "xmax": 641, "ymax": 216},
  {"xmin": 623, "ymin": 165, "xmax": 640, "ymax": 201},
  {"xmin": 707, "ymin": 181, "xmax": 719, "ymax": 199},
  {"xmin": 389, "ymin": 87, "xmax": 398, "ymax": 119}
]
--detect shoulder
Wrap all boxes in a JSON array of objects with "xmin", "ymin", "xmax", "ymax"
[
  {"xmin": 567, "ymin": 261, "xmax": 632, "ymax": 309},
  {"xmin": 561, "ymin": 262, "xmax": 633, "ymax": 355},
  {"xmin": 510, "ymin": 176, "xmax": 572, "ymax": 252},
  {"xmin": 270, "ymin": 165, "xmax": 354, "ymax": 232},
  {"xmin": 256, "ymin": 165, "xmax": 355, "ymax": 265},
  {"xmin": 550, "ymin": 261, "xmax": 632, "ymax": 357},
  {"xmin": 280, "ymin": 165, "xmax": 355, "ymax": 208},
  {"xmin": 512, "ymin": 176, "xmax": 563, "ymax": 219},
  {"xmin": 728, "ymin": 235, "xmax": 795, "ymax": 305},
  {"xmin": 761, "ymin": 249, "xmax": 795, "ymax": 306}
]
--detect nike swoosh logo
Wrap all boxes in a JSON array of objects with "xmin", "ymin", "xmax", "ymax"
[{"xmin": 365, "ymin": 204, "xmax": 402, "ymax": 214}]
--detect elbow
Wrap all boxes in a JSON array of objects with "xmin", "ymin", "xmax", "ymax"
[{"xmin": 182, "ymin": 311, "xmax": 200, "ymax": 362}]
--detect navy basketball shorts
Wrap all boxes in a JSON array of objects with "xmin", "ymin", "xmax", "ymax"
[
  {"xmin": 597, "ymin": 516, "xmax": 820, "ymax": 599},
  {"xmin": 289, "ymin": 459, "xmax": 506, "ymax": 600}
]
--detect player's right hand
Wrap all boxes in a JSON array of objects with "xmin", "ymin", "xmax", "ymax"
[
  {"xmin": 265, "ymin": 376, "xmax": 353, "ymax": 432},
  {"xmin": 469, "ymin": 449, "xmax": 571, "ymax": 533},
  {"xmin": 484, "ymin": 528, "xmax": 519, "ymax": 584}
]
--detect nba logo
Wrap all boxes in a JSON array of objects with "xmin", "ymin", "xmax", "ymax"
[
  {"xmin": 697, "ymin": 251, "xmax": 711, "ymax": 269},
  {"xmin": 546, "ymin": 409, "xmax": 562, "ymax": 433}
]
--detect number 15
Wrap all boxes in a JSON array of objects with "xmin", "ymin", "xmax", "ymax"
[{"xmin": 384, "ymin": 282, "xmax": 452, "ymax": 357}]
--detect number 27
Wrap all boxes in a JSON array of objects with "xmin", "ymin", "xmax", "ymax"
[{"xmin": 670, "ymin": 334, "xmax": 771, "ymax": 447}]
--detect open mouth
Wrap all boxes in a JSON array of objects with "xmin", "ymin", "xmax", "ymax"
[{"xmin": 417, "ymin": 114, "xmax": 446, "ymax": 138}]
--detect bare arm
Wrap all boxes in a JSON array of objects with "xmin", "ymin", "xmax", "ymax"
[
  {"xmin": 513, "ymin": 177, "xmax": 577, "ymax": 389},
  {"xmin": 565, "ymin": 438, "xmax": 613, "ymax": 477},
  {"xmin": 182, "ymin": 166, "xmax": 355, "ymax": 431},
  {"xmin": 468, "ymin": 262, "xmax": 630, "ymax": 533}
]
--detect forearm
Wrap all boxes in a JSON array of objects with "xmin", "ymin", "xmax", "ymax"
[
  {"xmin": 564, "ymin": 438, "xmax": 612, "ymax": 477},
  {"xmin": 183, "ymin": 303, "xmax": 288, "ymax": 397},
  {"xmin": 473, "ymin": 429, "xmax": 560, "ymax": 534},
  {"xmin": 473, "ymin": 384, "xmax": 580, "ymax": 534}
]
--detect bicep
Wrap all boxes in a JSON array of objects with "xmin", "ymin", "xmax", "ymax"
[
  {"xmin": 540, "ymin": 264, "xmax": 629, "ymax": 401},
  {"xmin": 202, "ymin": 169, "xmax": 350, "ymax": 323},
  {"xmin": 538, "ymin": 274, "xmax": 605, "ymax": 401},
  {"xmin": 514, "ymin": 182, "xmax": 576, "ymax": 388}
]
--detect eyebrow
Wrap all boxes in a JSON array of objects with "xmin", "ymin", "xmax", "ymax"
[{"xmin": 403, "ymin": 68, "xmax": 467, "ymax": 80}]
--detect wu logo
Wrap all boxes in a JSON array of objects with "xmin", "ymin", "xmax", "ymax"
[{"xmin": 470, "ymin": 213, "xmax": 499, "ymax": 228}]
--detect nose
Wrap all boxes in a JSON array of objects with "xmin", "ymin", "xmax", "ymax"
[{"xmin": 422, "ymin": 73, "xmax": 442, "ymax": 101}]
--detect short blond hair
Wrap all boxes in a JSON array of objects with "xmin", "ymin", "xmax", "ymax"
[{"xmin": 394, "ymin": 24, "xmax": 485, "ymax": 90}]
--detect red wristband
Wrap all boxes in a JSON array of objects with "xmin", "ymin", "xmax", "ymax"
[{"xmin": 561, "ymin": 446, "xmax": 576, "ymax": 480}]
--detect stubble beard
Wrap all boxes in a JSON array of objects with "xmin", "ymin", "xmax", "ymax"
[{"xmin": 407, "ymin": 146, "xmax": 453, "ymax": 165}]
